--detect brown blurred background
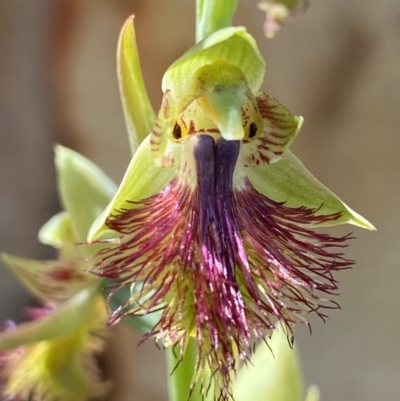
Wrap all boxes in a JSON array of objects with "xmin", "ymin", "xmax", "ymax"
[{"xmin": 0, "ymin": 1, "xmax": 399, "ymax": 400}]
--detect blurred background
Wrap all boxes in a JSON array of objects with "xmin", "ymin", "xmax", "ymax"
[{"xmin": 0, "ymin": 0, "xmax": 399, "ymax": 400}]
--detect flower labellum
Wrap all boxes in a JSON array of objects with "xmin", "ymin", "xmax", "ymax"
[{"xmin": 91, "ymin": 26, "xmax": 374, "ymax": 400}]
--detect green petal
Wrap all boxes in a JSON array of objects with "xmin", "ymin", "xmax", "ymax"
[
  {"xmin": 38, "ymin": 212, "xmax": 72, "ymax": 249},
  {"xmin": 1, "ymin": 253, "xmax": 92, "ymax": 303},
  {"xmin": 88, "ymin": 135, "xmax": 179, "ymax": 240},
  {"xmin": 118, "ymin": 16, "xmax": 156, "ymax": 154},
  {"xmin": 162, "ymin": 27, "xmax": 266, "ymax": 97},
  {"xmin": 0, "ymin": 284, "xmax": 99, "ymax": 351},
  {"xmin": 233, "ymin": 329, "xmax": 304, "ymax": 401},
  {"xmin": 243, "ymin": 93, "xmax": 303, "ymax": 165},
  {"xmin": 55, "ymin": 146, "xmax": 117, "ymax": 242},
  {"xmin": 245, "ymin": 150, "xmax": 375, "ymax": 229}
]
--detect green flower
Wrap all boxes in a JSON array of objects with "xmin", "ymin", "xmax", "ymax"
[
  {"xmin": 90, "ymin": 20, "xmax": 374, "ymax": 400},
  {"xmin": 0, "ymin": 147, "xmax": 117, "ymax": 401}
]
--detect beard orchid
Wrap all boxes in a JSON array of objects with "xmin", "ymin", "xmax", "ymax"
[
  {"xmin": 0, "ymin": 147, "xmax": 118, "ymax": 401},
  {"xmin": 90, "ymin": 22, "xmax": 374, "ymax": 400}
]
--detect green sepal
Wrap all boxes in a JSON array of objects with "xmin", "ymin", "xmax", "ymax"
[
  {"xmin": 163, "ymin": 27, "xmax": 266, "ymax": 98},
  {"xmin": 118, "ymin": 16, "xmax": 156, "ymax": 154},
  {"xmin": 38, "ymin": 212, "xmax": 72, "ymax": 249},
  {"xmin": 55, "ymin": 146, "xmax": 117, "ymax": 242},
  {"xmin": 233, "ymin": 329, "xmax": 304, "ymax": 401},
  {"xmin": 1, "ymin": 253, "xmax": 93, "ymax": 304},
  {"xmin": 245, "ymin": 150, "xmax": 375, "ymax": 229},
  {"xmin": 0, "ymin": 284, "xmax": 99, "ymax": 351},
  {"xmin": 88, "ymin": 135, "xmax": 178, "ymax": 241},
  {"xmin": 37, "ymin": 212, "xmax": 83, "ymax": 260}
]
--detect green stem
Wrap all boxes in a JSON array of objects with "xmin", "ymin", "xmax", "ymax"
[
  {"xmin": 166, "ymin": 339, "xmax": 202, "ymax": 401},
  {"xmin": 196, "ymin": 0, "xmax": 240, "ymax": 42}
]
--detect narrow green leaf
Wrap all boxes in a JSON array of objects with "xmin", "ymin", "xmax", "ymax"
[{"xmin": 118, "ymin": 16, "xmax": 156, "ymax": 154}]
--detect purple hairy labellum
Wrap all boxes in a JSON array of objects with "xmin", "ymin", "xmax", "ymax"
[{"xmin": 94, "ymin": 133, "xmax": 353, "ymax": 399}]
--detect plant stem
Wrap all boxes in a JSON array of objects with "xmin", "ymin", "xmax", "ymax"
[
  {"xmin": 166, "ymin": 339, "xmax": 203, "ymax": 401},
  {"xmin": 196, "ymin": 0, "xmax": 240, "ymax": 42},
  {"xmin": 166, "ymin": 3, "xmax": 241, "ymax": 400}
]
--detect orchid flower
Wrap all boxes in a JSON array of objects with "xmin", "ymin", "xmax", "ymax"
[
  {"xmin": 258, "ymin": 0, "xmax": 308, "ymax": 38},
  {"xmin": 90, "ymin": 19, "xmax": 374, "ymax": 401},
  {"xmin": 0, "ymin": 147, "xmax": 117, "ymax": 401}
]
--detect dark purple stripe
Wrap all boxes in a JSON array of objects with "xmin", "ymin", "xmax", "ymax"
[{"xmin": 194, "ymin": 135, "xmax": 240, "ymax": 280}]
